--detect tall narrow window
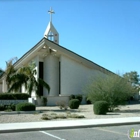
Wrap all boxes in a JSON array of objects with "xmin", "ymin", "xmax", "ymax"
[
  {"xmin": 39, "ymin": 62, "xmax": 44, "ymax": 96},
  {"xmin": 59, "ymin": 61, "xmax": 61, "ymax": 95}
]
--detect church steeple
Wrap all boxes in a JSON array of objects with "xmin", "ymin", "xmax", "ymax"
[{"xmin": 44, "ymin": 7, "xmax": 59, "ymax": 44}]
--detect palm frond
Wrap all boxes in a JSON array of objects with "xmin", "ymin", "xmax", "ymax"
[
  {"xmin": 38, "ymin": 78, "xmax": 50, "ymax": 93},
  {"xmin": 8, "ymin": 81, "xmax": 21, "ymax": 92}
]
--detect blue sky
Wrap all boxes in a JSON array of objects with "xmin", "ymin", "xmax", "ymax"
[{"xmin": 0, "ymin": 0, "xmax": 140, "ymax": 75}]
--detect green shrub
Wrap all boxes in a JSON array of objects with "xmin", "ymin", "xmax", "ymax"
[
  {"xmin": 13, "ymin": 93, "xmax": 30, "ymax": 100},
  {"xmin": 69, "ymin": 94, "xmax": 83, "ymax": 103},
  {"xmin": 69, "ymin": 99, "xmax": 80, "ymax": 109},
  {"xmin": 0, "ymin": 93, "xmax": 16, "ymax": 100},
  {"xmin": 0, "ymin": 93, "xmax": 30, "ymax": 100},
  {"xmin": 16, "ymin": 102, "xmax": 36, "ymax": 111},
  {"xmin": 42, "ymin": 97, "xmax": 47, "ymax": 106},
  {"xmin": 69, "ymin": 94, "xmax": 75, "ymax": 100},
  {"xmin": 85, "ymin": 96, "xmax": 91, "ymax": 104},
  {"xmin": 85, "ymin": 74, "xmax": 136, "ymax": 111},
  {"xmin": 9, "ymin": 104, "xmax": 16, "ymax": 111},
  {"xmin": 0, "ymin": 104, "xmax": 16, "ymax": 111},
  {"xmin": 75, "ymin": 95, "xmax": 83, "ymax": 103},
  {"xmin": 0, "ymin": 105, "xmax": 5, "ymax": 111},
  {"xmin": 94, "ymin": 101, "xmax": 108, "ymax": 115}
]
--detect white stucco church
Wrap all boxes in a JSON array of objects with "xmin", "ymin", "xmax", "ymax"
[{"xmin": 0, "ymin": 8, "xmax": 114, "ymax": 105}]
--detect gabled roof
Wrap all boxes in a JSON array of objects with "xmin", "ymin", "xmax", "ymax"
[{"xmin": 0, "ymin": 37, "xmax": 115, "ymax": 80}]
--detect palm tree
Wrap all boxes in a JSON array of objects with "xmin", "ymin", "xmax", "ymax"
[
  {"xmin": 0, "ymin": 69, "xmax": 4, "ymax": 76},
  {"xmin": 5, "ymin": 58, "xmax": 17, "ymax": 89},
  {"xmin": 8, "ymin": 66, "xmax": 50, "ymax": 97}
]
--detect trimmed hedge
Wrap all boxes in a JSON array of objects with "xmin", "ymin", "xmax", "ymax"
[
  {"xmin": 69, "ymin": 94, "xmax": 75, "ymax": 100},
  {"xmin": 8, "ymin": 104, "xmax": 16, "ymax": 111},
  {"xmin": 16, "ymin": 102, "xmax": 36, "ymax": 111},
  {"xmin": 94, "ymin": 101, "xmax": 108, "ymax": 115},
  {"xmin": 75, "ymin": 95, "xmax": 83, "ymax": 103},
  {"xmin": 69, "ymin": 99, "xmax": 80, "ymax": 109},
  {"xmin": 0, "ymin": 93, "xmax": 30, "ymax": 100}
]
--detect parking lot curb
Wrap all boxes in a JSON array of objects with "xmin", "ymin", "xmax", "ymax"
[{"xmin": 0, "ymin": 118, "xmax": 140, "ymax": 133}]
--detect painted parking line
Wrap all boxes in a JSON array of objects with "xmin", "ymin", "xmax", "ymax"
[
  {"xmin": 92, "ymin": 128, "xmax": 127, "ymax": 136},
  {"xmin": 39, "ymin": 131, "xmax": 66, "ymax": 140}
]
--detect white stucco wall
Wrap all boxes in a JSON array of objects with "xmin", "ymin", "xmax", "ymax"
[
  {"xmin": 60, "ymin": 55, "xmax": 105, "ymax": 96},
  {"xmin": 21, "ymin": 85, "xmax": 27, "ymax": 93},
  {"xmin": 44, "ymin": 55, "xmax": 59, "ymax": 96}
]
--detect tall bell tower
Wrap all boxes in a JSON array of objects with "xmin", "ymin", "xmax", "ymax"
[{"xmin": 44, "ymin": 7, "xmax": 59, "ymax": 44}]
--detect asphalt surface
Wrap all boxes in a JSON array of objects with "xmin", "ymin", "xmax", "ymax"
[{"xmin": 1, "ymin": 124, "xmax": 140, "ymax": 140}]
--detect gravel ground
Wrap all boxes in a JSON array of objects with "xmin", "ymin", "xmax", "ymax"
[{"xmin": 0, "ymin": 104, "xmax": 140, "ymax": 123}]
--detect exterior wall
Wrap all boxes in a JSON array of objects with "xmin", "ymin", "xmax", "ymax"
[
  {"xmin": 21, "ymin": 85, "xmax": 28, "ymax": 94},
  {"xmin": 2, "ymin": 78, "xmax": 7, "ymax": 93},
  {"xmin": 60, "ymin": 55, "xmax": 106, "ymax": 96},
  {"xmin": 44, "ymin": 54, "xmax": 59, "ymax": 96}
]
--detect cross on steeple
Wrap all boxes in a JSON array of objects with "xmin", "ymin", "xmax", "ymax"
[
  {"xmin": 48, "ymin": 7, "xmax": 55, "ymax": 22},
  {"xmin": 44, "ymin": 7, "xmax": 59, "ymax": 44}
]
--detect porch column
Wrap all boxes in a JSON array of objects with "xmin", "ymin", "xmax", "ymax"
[{"xmin": 44, "ymin": 55, "xmax": 59, "ymax": 96}]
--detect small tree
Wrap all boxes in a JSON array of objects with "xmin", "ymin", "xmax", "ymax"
[
  {"xmin": 123, "ymin": 71, "xmax": 140, "ymax": 91},
  {"xmin": 85, "ymin": 74, "xmax": 136, "ymax": 111}
]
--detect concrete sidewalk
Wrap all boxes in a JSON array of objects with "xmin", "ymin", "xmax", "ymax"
[{"xmin": 0, "ymin": 117, "xmax": 140, "ymax": 133}]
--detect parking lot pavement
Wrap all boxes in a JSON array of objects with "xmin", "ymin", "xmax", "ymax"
[{"xmin": 0, "ymin": 124, "xmax": 140, "ymax": 140}]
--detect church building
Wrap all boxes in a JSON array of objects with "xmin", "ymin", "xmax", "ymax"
[{"xmin": 0, "ymin": 8, "xmax": 114, "ymax": 105}]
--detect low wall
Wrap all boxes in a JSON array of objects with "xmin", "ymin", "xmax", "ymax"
[
  {"xmin": 31, "ymin": 96, "xmax": 86, "ymax": 106},
  {"xmin": 0, "ymin": 100, "xmax": 28, "ymax": 105},
  {"xmin": 47, "ymin": 96, "xmax": 70, "ymax": 106}
]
